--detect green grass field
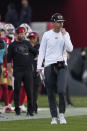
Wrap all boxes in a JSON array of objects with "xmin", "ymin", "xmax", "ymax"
[
  {"xmin": 0, "ymin": 96, "xmax": 87, "ymax": 131},
  {"xmin": 38, "ymin": 95, "xmax": 87, "ymax": 107},
  {"xmin": 0, "ymin": 116, "xmax": 87, "ymax": 131}
]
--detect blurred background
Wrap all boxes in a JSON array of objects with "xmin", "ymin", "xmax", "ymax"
[
  {"xmin": 0, "ymin": 1, "xmax": 87, "ymax": 129},
  {"xmin": 0, "ymin": 0, "xmax": 87, "ymax": 99},
  {"xmin": 0, "ymin": 0, "xmax": 87, "ymax": 47}
]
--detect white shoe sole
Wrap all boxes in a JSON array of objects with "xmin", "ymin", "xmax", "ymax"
[
  {"xmin": 60, "ymin": 121, "xmax": 67, "ymax": 124},
  {"xmin": 51, "ymin": 122, "xmax": 57, "ymax": 125}
]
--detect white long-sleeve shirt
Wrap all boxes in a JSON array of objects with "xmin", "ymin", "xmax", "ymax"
[{"xmin": 37, "ymin": 29, "xmax": 73, "ymax": 69}]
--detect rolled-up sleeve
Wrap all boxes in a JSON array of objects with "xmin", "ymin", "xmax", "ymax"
[{"xmin": 63, "ymin": 32, "xmax": 73, "ymax": 52}]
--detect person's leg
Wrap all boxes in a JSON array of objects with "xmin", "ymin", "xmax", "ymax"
[
  {"xmin": 65, "ymin": 69, "xmax": 73, "ymax": 106},
  {"xmin": 8, "ymin": 87, "xmax": 14, "ymax": 110},
  {"xmin": 8, "ymin": 86, "xmax": 14, "ymax": 105},
  {"xmin": 0, "ymin": 87, "xmax": 3, "ymax": 101},
  {"xmin": 57, "ymin": 67, "xmax": 67, "ymax": 113},
  {"xmin": 57, "ymin": 67, "xmax": 68, "ymax": 124},
  {"xmin": 59, "ymin": 93, "xmax": 65, "ymax": 113},
  {"xmin": 19, "ymin": 85, "xmax": 26, "ymax": 106},
  {"xmin": 23, "ymin": 68, "xmax": 33, "ymax": 115},
  {"xmin": 66, "ymin": 85, "xmax": 73, "ymax": 106},
  {"xmin": 2, "ymin": 84, "xmax": 9, "ymax": 106},
  {"xmin": 44, "ymin": 65, "xmax": 57, "ymax": 118},
  {"xmin": 2, "ymin": 84, "xmax": 14, "ymax": 113},
  {"xmin": 19, "ymin": 85, "xmax": 26, "ymax": 112},
  {"xmin": 33, "ymin": 76, "xmax": 40, "ymax": 113},
  {"xmin": 14, "ymin": 72, "xmax": 23, "ymax": 115}
]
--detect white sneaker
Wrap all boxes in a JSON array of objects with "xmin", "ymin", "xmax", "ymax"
[
  {"xmin": 9, "ymin": 104, "xmax": 15, "ymax": 110},
  {"xmin": 19, "ymin": 105, "xmax": 27, "ymax": 112},
  {"xmin": 51, "ymin": 117, "xmax": 57, "ymax": 124},
  {"xmin": 59, "ymin": 113, "xmax": 67, "ymax": 124}
]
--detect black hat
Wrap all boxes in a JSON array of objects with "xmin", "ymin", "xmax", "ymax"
[{"xmin": 51, "ymin": 13, "xmax": 65, "ymax": 22}]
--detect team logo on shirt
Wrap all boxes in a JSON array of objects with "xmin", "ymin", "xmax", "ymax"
[{"xmin": 14, "ymin": 45, "xmax": 29, "ymax": 55}]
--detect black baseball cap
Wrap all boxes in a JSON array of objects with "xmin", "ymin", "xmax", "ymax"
[{"xmin": 51, "ymin": 13, "xmax": 65, "ymax": 22}]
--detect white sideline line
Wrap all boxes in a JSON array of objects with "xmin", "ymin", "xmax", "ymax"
[
  {"xmin": 38, "ymin": 108, "xmax": 49, "ymax": 111},
  {"xmin": 0, "ymin": 107, "xmax": 87, "ymax": 121}
]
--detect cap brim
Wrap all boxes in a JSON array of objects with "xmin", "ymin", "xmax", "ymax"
[
  {"xmin": 56, "ymin": 20, "xmax": 65, "ymax": 22},
  {"xmin": 29, "ymin": 36, "xmax": 37, "ymax": 38}
]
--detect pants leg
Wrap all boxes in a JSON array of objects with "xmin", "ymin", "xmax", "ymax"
[
  {"xmin": 44, "ymin": 65, "xmax": 58, "ymax": 118},
  {"xmin": 23, "ymin": 68, "xmax": 33, "ymax": 113},
  {"xmin": 0, "ymin": 88, "xmax": 3, "ymax": 101},
  {"xmin": 66, "ymin": 85, "xmax": 72, "ymax": 105},
  {"xmin": 14, "ymin": 72, "xmax": 23, "ymax": 113},
  {"xmin": 66, "ymin": 70, "xmax": 73, "ymax": 105},
  {"xmin": 8, "ymin": 86, "xmax": 14, "ymax": 104},
  {"xmin": 56, "ymin": 67, "xmax": 68, "ymax": 113},
  {"xmin": 33, "ymin": 76, "xmax": 40, "ymax": 112},
  {"xmin": 19, "ymin": 86, "xmax": 26, "ymax": 105},
  {"xmin": 2, "ymin": 84, "xmax": 9, "ymax": 106},
  {"xmin": 59, "ymin": 93, "xmax": 65, "ymax": 113}
]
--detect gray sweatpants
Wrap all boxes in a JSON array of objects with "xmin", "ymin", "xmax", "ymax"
[{"xmin": 44, "ymin": 64, "xmax": 68, "ymax": 117}]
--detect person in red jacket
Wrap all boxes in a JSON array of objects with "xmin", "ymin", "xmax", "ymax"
[
  {"xmin": 4, "ymin": 24, "xmax": 27, "ymax": 112},
  {"xmin": 0, "ymin": 25, "xmax": 15, "ymax": 113}
]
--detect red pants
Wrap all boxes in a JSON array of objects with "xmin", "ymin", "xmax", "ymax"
[
  {"xmin": 0, "ymin": 85, "xmax": 26, "ymax": 106},
  {"xmin": 0, "ymin": 84, "xmax": 9, "ymax": 106}
]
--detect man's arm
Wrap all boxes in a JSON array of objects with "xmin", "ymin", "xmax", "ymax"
[
  {"xmin": 61, "ymin": 28, "xmax": 73, "ymax": 52},
  {"xmin": 37, "ymin": 32, "xmax": 47, "ymax": 70},
  {"xmin": 29, "ymin": 42, "xmax": 39, "ymax": 56}
]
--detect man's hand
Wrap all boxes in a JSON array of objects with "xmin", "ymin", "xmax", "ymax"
[
  {"xmin": 34, "ymin": 56, "xmax": 38, "ymax": 61},
  {"xmin": 61, "ymin": 28, "xmax": 66, "ymax": 35},
  {"xmin": 37, "ymin": 69, "xmax": 42, "ymax": 75}
]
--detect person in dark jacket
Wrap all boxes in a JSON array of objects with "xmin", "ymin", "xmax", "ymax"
[
  {"xmin": 19, "ymin": 0, "xmax": 32, "ymax": 26},
  {"xmin": 27, "ymin": 32, "xmax": 40, "ymax": 114},
  {"xmin": 7, "ymin": 27, "xmax": 38, "ymax": 116},
  {"xmin": 5, "ymin": 3, "xmax": 18, "ymax": 28},
  {"xmin": 71, "ymin": 48, "xmax": 87, "ymax": 84}
]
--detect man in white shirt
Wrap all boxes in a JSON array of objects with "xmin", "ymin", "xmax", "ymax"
[{"xmin": 37, "ymin": 13, "xmax": 73, "ymax": 124}]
